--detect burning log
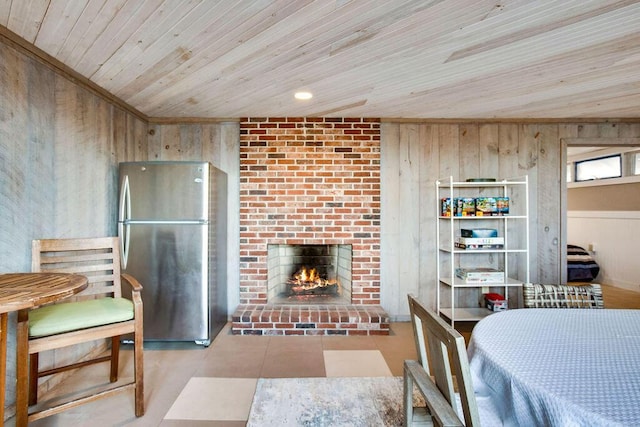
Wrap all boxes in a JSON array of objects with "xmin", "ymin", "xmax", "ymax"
[{"xmin": 287, "ymin": 266, "xmax": 341, "ymax": 296}]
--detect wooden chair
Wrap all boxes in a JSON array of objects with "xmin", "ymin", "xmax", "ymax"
[
  {"xmin": 522, "ymin": 283, "xmax": 604, "ymax": 308},
  {"xmin": 25, "ymin": 237, "xmax": 144, "ymax": 422},
  {"xmin": 404, "ymin": 360, "xmax": 464, "ymax": 426},
  {"xmin": 405, "ymin": 294, "xmax": 480, "ymax": 426}
]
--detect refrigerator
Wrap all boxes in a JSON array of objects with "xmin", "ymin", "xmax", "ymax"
[{"xmin": 118, "ymin": 161, "xmax": 227, "ymax": 346}]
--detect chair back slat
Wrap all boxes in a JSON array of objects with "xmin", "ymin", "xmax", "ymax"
[
  {"xmin": 35, "ymin": 236, "xmax": 118, "ymax": 252},
  {"xmin": 32, "ymin": 237, "xmax": 122, "ymax": 298},
  {"xmin": 408, "ymin": 294, "xmax": 481, "ymax": 426},
  {"xmin": 38, "ymin": 252, "xmax": 116, "ymax": 265}
]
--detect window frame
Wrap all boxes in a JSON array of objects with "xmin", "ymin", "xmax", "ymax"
[
  {"xmin": 566, "ymin": 146, "xmax": 640, "ymax": 188},
  {"xmin": 574, "ymin": 154, "xmax": 622, "ymax": 182}
]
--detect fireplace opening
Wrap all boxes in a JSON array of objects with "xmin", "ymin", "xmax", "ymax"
[{"xmin": 267, "ymin": 244, "xmax": 352, "ymax": 304}]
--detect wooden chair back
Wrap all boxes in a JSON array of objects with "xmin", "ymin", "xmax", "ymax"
[
  {"xmin": 522, "ymin": 283, "xmax": 604, "ymax": 308},
  {"xmin": 32, "ymin": 236, "xmax": 123, "ymax": 299},
  {"xmin": 407, "ymin": 294, "xmax": 480, "ymax": 426}
]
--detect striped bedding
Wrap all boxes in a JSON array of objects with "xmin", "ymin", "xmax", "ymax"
[{"xmin": 567, "ymin": 244, "xmax": 600, "ymax": 282}]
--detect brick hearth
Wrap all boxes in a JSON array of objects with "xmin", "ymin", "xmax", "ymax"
[
  {"xmin": 235, "ymin": 117, "xmax": 387, "ymax": 335},
  {"xmin": 232, "ymin": 304, "xmax": 389, "ymax": 336}
]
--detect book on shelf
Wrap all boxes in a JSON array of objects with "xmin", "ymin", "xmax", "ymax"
[
  {"xmin": 455, "ymin": 267, "xmax": 504, "ymax": 283},
  {"xmin": 455, "ymin": 242, "xmax": 504, "ymax": 250},
  {"xmin": 455, "ymin": 236, "xmax": 504, "ymax": 245},
  {"xmin": 455, "ymin": 237, "xmax": 504, "ymax": 250}
]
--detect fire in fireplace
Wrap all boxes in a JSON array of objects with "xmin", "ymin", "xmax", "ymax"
[
  {"xmin": 287, "ymin": 266, "xmax": 341, "ymax": 296},
  {"xmin": 267, "ymin": 244, "xmax": 352, "ymax": 304}
]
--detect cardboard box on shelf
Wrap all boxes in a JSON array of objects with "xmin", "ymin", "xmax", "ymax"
[
  {"xmin": 456, "ymin": 198, "xmax": 476, "ymax": 216},
  {"xmin": 496, "ymin": 197, "xmax": 510, "ymax": 215},
  {"xmin": 460, "ymin": 228, "xmax": 498, "ymax": 238},
  {"xmin": 441, "ymin": 198, "xmax": 452, "ymax": 216},
  {"xmin": 475, "ymin": 197, "xmax": 498, "ymax": 216},
  {"xmin": 484, "ymin": 293, "xmax": 508, "ymax": 311}
]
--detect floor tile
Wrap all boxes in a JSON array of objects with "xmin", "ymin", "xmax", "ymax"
[
  {"xmin": 321, "ymin": 335, "xmax": 378, "ymax": 350},
  {"xmin": 323, "ymin": 350, "xmax": 393, "ymax": 377},
  {"xmin": 259, "ymin": 335, "xmax": 326, "ymax": 377},
  {"xmin": 164, "ymin": 377, "xmax": 258, "ymax": 421}
]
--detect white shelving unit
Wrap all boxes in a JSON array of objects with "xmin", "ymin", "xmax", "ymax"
[{"xmin": 436, "ymin": 176, "xmax": 530, "ymax": 326}]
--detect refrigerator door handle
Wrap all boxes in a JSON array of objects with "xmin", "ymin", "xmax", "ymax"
[
  {"xmin": 120, "ymin": 223, "xmax": 131, "ymax": 269},
  {"xmin": 119, "ymin": 176, "xmax": 131, "ymax": 269}
]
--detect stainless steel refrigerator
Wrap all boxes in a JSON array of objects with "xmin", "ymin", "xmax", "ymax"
[{"xmin": 117, "ymin": 161, "xmax": 227, "ymax": 345}]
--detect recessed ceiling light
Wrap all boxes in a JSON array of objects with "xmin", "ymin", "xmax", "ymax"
[{"xmin": 294, "ymin": 91, "xmax": 313, "ymax": 100}]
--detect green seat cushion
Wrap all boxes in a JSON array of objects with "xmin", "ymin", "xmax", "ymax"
[{"xmin": 29, "ymin": 297, "xmax": 134, "ymax": 338}]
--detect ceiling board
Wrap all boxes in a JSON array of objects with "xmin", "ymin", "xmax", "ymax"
[{"xmin": 1, "ymin": 0, "xmax": 639, "ymax": 119}]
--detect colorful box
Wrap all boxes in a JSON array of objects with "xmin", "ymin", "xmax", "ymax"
[
  {"xmin": 441, "ymin": 198, "xmax": 452, "ymax": 216},
  {"xmin": 484, "ymin": 293, "xmax": 508, "ymax": 311},
  {"xmin": 461, "ymin": 228, "xmax": 498, "ymax": 238},
  {"xmin": 496, "ymin": 197, "xmax": 510, "ymax": 215},
  {"xmin": 456, "ymin": 198, "xmax": 476, "ymax": 216},
  {"xmin": 475, "ymin": 197, "xmax": 498, "ymax": 216}
]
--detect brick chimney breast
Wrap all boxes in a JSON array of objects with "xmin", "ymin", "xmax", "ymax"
[{"xmin": 239, "ymin": 117, "xmax": 381, "ymax": 307}]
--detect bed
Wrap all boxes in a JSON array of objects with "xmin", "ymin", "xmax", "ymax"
[{"xmin": 567, "ymin": 244, "xmax": 600, "ymax": 282}]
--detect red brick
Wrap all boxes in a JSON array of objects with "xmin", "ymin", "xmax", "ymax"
[{"xmin": 239, "ymin": 117, "xmax": 380, "ymax": 306}]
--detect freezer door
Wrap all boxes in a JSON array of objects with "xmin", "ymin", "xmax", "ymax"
[
  {"xmin": 119, "ymin": 161, "xmax": 209, "ymax": 221},
  {"xmin": 123, "ymin": 223, "xmax": 209, "ymax": 341}
]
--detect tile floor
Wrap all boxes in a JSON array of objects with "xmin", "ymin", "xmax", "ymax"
[
  {"xmin": 14, "ymin": 322, "xmax": 417, "ymax": 426},
  {"xmin": 8, "ymin": 284, "xmax": 640, "ymax": 426}
]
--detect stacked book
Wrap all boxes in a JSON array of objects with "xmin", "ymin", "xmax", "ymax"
[
  {"xmin": 455, "ymin": 236, "xmax": 504, "ymax": 250},
  {"xmin": 455, "ymin": 267, "xmax": 505, "ymax": 283}
]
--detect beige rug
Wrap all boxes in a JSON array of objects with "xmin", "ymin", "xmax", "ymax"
[
  {"xmin": 247, "ymin": 376, "xmax": 420, "ymax": 426},
  {"xmin": 164, "ymin": 377, "xmax": 258, "ymax": 421},
  {"xmin": 323, "ymin": 350, "xmax": 393, "ymax": 377}
]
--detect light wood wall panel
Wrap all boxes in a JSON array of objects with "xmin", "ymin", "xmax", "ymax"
[
  {"xmin": 0, "ymin": 40, "xmax": 147, "ymax": 413},
  {"xmin": 382, "ymin": 120, "xmax": 640, "ymax": 319},
  {"xmin": 381, "ymin": 122, "xmax": 562, "ymax": 319}
]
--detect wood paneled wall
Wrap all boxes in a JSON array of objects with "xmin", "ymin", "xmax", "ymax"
[
  {"xmin": 382, "ymin": 123, "xmax": 545, "ymax": 318},
  {"xmin": 1, "ymin": 37, "xmax": 240, "ymax": 414},
  {"xmin": 0, "ymin": 41, "xmax": 148, "ymax": 412},
  {"xmin": 381, "ymin": 122, "xmax": 640, "ymax": 319}
]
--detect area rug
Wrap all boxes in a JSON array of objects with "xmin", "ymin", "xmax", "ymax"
[
  {"xmin": 164, "ymin": 377, "xmax": 258, "ymax": 421},
  {"xmin": 247, "ymin": 376, "xmax": 423, "ymax": 426}
]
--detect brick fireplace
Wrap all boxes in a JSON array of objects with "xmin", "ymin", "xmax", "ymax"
[
  {"xmin": 232, "ymin": 117, "xmax": 389, "ymax": 335},
  {"xmin": 267, "ymin": 243, "xmax": 352, "ymax": 305}
]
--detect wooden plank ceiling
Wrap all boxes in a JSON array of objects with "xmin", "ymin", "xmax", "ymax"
[{"xmin": 1, "ymin": 0, "xmax": 639, "ymax": 119}]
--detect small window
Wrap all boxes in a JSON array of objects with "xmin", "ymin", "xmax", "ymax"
[
  {"xmin": 574, "ymin": 154, "xmax": 621, "ymax": 182},
  {"xmin": 635, "ymin": 152, "xmax": 640, "ymax": 175}
]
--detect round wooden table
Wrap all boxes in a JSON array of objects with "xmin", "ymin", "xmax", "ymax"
[{"xmin": 0, "ymin": 273, "xmax": 87, "ymax": 425}]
